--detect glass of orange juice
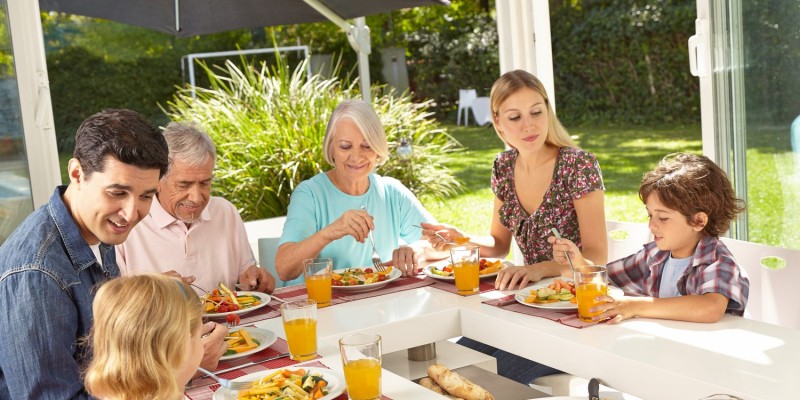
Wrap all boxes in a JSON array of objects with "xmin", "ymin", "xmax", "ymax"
[
  {"xmin": 574, "ymin": 265, "xmax": 609, "ymax": 323},
  {"xmin": 449, "ymin": 245, "xmax": 480, "ymax": 295},
  {"xmin": 339, "ymin": 333, "xmax": 382, "ymax": 400},
  {"xmin": 304, "ymin": 258, "xmax": 333, "ymax": 307},
  {"xmin": 280, "ymin": 299, "xmax": 317, "ymax": 361}
]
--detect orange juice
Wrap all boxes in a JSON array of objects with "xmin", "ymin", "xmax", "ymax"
[
  {"xmin": 575, "ymin": 282, "xmax": 607, "ymax": 322},
  {"xmin": 343, "ymin": 358, "xmax": 381, "ymax": 400},
  {"xmin": 305, "ymin": 275, "xmax": 332, "ymax": 307},
  {"xmin": 453, "ymin": 261, "xmax": 479, "ymax": 295},
  {"xmin": 283, "ymin": 318, "xmax": 317, "ymax": 360}
]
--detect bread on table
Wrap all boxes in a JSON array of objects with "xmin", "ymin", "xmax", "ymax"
[{"xmin": 427, "ymin": 364, "xmax": 495, "ymax": 400}]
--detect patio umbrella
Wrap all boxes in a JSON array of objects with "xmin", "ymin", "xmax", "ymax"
[
  {"xmin": 38, "ymin": 0, "xmax": 450, "ymax": 100},
  {"xmin": 38, "ymin": 0, "xmax": 447, "ymax": 37}
]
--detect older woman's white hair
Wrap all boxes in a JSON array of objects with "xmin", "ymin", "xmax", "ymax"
[{"xmin": 322, "ymin": 100, "xmax": 389, "ymax": 167}]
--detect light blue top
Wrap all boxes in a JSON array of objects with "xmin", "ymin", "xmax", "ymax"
[
  {"xmin": 279, "ymin": 172, "xmax": 435, "ymax": 285},
  {"xmin": 659, "ymin": 254, "xmax": 692, "ymax": 298}
]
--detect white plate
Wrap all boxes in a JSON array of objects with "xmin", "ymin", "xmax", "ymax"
[
  {"xmin": 423, "ymin": 258, "xmax": 513, "ymax": 281},
  {"xmin": 212, "ymin": 366, "xmax": 345, "ymax": 400},
  {"xmin": 332, "ymin": 266, "xmax": 402, "ymax": 293},
  {"xmin": 219, "ymin": 327, "xmax": 277, "ymax": 361},
  {"xmin": 203, "ymin": 291, "xmax": 272, "ymax": 318},
  {"xmin": 514, "ymin": 277, "xmax": 624, "ymax": 310}
]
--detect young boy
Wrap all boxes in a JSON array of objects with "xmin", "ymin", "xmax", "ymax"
[{"xmin": 552, "ymin": 153, "xmax": 749, "ymax": 323}]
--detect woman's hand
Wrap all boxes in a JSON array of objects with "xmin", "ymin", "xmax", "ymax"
[
  {"xmin": 548, "ymin": 236, "xmax": 589, "ymax": 267},
  {"xmin": 325, "ymin": 209, "xmax": 373, "ymax": 243},
  {"xmin": 390, "ymin": 245, "xmax": 420, "ymax": 277},
  {"xmin": 419, "ymin": 222, "xmax": 466, "ymax": 251},
  {"xmin": 495, "ymin": 264, "xmax": 547, "ymax": 291}
]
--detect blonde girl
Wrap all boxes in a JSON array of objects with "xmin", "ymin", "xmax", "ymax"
[{"xmin": 84, "ymin": 274, "xmax": 203, "ymax": 400}]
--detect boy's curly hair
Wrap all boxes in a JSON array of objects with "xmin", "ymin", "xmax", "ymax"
[{"xmin": 639, "ymin": 153, "xmax": 746, "ymax": 237}]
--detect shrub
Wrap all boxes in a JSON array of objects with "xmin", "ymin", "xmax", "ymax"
[{"xmin": 165, "ymin": 56, "xmax": 462, "ymax": 221}]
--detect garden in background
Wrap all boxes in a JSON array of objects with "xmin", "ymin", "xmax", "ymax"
[{"xmin": 43, "ymin": 0, "xmax": 797, "ymax": 249}]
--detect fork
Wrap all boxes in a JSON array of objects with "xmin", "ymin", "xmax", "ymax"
[
  {"xmin": 197, "ymin": 367, "xmax": 255, "ymax": 391},
  {"xmin": 360, "ymin": 206, "xmax": 386, "ymax": 272},
  {"xmin": 412, "ymin": 224, "xmax": 455, "ymax": 246}
]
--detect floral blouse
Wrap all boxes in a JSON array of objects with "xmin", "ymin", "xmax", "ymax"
[{"xmin": 491, "ymin": 147, "xmax": 605, "ymax": 265}]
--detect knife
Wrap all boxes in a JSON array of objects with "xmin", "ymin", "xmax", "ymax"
[{"xmin": 588, "ymin": 377, "xmax": 600, "ymax": 400}]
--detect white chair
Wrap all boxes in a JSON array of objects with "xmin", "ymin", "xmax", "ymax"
[
  {"xmin": 243, "ymin": 216, "xmax": 302, "ymax": 287},
  {"xmin": 457, "ymin": 89, "xmax": 478, "ymax": 126},
  {"xmin": 470, "ymin": 97, "xmax": 493, "ymax": 126},
  {"xmin": 721, "ymin": 237, "xmax": 800, "ymax": 329},
  {"xmin": 606, "ymin": 220, "xmax": 652, "ymax": 262}
]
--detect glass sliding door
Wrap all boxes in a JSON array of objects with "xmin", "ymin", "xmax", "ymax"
[
  {"xmin": 1, "ymin": 0, "xmax": 60, "ymax": 245},
  {"xmin": 0, "ymin": 0, "xmax": 33, "ymax": 244},
  {"xmin": 696, "ymin": 0, "xmax": 800, "ymax": 250}
]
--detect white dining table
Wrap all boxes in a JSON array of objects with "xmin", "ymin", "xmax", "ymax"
[{"xmin": 250, "ymin": 285, "xmax": 799, "ymax": 400}]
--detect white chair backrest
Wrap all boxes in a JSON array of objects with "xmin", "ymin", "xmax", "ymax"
[
  {"xmin": 459, "ymin": 89, "xmax": 478, "ymax": 107},
  {"xmin": 606, "ymin": 220, "xmax": 652, "ymax": 262},
  {"xmin": 243, "ymin": 216, "xmax": 301, "ymax": 288},
  {"xmin": 721, "ymin": 237, "xmax": 800, "ymax": 329}
]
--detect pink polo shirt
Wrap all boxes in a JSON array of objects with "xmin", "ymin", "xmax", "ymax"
[{"xmin": 116, "ymin": 196, "xmax": 256, "ymax": 294}]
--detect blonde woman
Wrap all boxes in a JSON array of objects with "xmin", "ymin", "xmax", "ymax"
[
  {"xmin": 422, "ymin": 69, "xmax": 607, "ymax": 289},
  {"xmin": 276, "ymin": 99, "xmax": 436, "ymax": 283},
  {"xmin": 84, "ymin": 274, "xmax": 203, "ymax": 400},
  {"xmin": 422, "ymin": 70, "xmax": 607, "ymax": 384}
]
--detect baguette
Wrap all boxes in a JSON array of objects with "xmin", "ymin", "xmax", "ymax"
[
  {"xmin": 420, "ymin": 377, "xmax": 447, "ymax": 394},
  {"xmin": 427, "ymin": 364, "xmax": 494, "ymax": 400}
]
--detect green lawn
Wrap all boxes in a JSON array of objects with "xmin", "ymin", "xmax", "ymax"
[
  {"xmin": 421, "ymin": 123, "xmax": 704, "ymax": 236},
  {"xmin": 424, "ymin": 122, "xmax": 800, "ymax": 251}
]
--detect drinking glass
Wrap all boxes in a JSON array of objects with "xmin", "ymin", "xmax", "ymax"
[
  {"xmin": 304, "ymin": 258, "xmax": 333, "ymax": 307},
  {"xmin": 339, "ymin": 333, "xmax": 382, "ymax": 400},
  {"xmin": 450, "ymin": 245, "xmax": 480, "ymax": 295},
  {"xmin": 573, "ymin": 265, "xmax": 609, "ymax": 323},
  {"xmin": 280, "ymin": 299, "xmax": 317, "ymax": 361}
]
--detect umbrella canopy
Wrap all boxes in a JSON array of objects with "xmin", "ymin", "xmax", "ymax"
[{"xmin": 39, "ymin": 0, "xmax": 449, "ymax": 38}]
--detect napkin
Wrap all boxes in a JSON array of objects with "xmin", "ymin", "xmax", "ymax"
[{"xmin": 483, "ymin": 295, "xmax": 605, "ymax": 328}]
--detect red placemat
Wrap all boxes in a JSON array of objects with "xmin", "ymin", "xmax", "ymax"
[
  {"xmin": 483, "ymin": 295, "xmax": 605, "ymax": 328},
  {"xmin": 427, "ymin": 277, "xmax": 497, "ymax": 296},
  {"xmin": 271, "ymin": 284, "xmax": 349, "ymax": 306},
  {"xmin": 337, "ymin": 276, "xmax": 435, "ymax": 301}
]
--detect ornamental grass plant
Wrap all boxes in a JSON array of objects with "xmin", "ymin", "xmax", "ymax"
[{"xmin": 165, "ymin": 55, "xmax": 462, "ymax": 220}]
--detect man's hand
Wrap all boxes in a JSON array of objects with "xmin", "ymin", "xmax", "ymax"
[
  {"xmin": 238, "ymin": 265, "xmax": 276, "ymax": 293},
  {"xmin": 163, "ymin": 270, "xmax": 196, "ymax": 284},
  {"xmin": 198, "ymin": 322, "xmax": 228, "ymax": 372}
]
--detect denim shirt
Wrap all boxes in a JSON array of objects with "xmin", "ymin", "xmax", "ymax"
[{"xmin": 0, "ymin": 186, "xmax": 118, "ymax": 399}]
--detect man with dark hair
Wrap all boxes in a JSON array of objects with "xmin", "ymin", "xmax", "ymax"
[{"xmin": 0, "ymin": 109, "xmax": 170, "ymax": 398}]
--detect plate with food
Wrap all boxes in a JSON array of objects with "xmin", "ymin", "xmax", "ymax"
[
  {"xmin": 212, "ymin": 367, "xmax": 345, "ymax": 400},
  {"xmin": 202, "ymin": 284, "xmax": 271, "ymax": 318},
  {"xmin": 514, "ymin": 277, "xmax": 624, "ymax": 310},
  {"xmin": 331, "ymin": 266, "xmax": 401, "ymax": 292},
  {"xmin": 423, "ymin": 258, "xmax": 512, "ymax": 281},
  {"xmin": 219, "ymin": 327, "xmax": 277, "ymax": 361}
]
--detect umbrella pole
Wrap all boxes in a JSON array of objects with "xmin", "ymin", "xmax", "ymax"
[{"xmin": 354, "ymin": 17, "xmax": 372, "ymax": 103}]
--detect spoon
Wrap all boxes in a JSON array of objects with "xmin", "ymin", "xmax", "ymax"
[{"xmin": 550, "ymin": 228, "xmax": 577, "ymax": 274}]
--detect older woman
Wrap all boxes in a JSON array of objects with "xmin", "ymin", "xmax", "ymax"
[{"xmin": 275, "ymin": 100, "xmax": 436, "ymax": 283}]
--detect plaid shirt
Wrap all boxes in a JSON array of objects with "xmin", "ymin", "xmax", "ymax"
[{"xmin": 607, "ymin": 236, "xmax": 749, "ymax": 316}]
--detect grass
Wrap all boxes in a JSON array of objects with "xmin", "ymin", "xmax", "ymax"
[{"xmin": 424, "ymin": 122, "xmax": 800, "ymax": 251}]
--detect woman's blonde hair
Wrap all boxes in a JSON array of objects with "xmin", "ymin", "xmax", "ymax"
[
  {"xmin": 84, "ymin": 274, "xmax": 203, "ymax": 400},
  {"xmin": 489, "ymin": 69, "xmax": 576, "ymax": 149},
  {"xmin": 322, "ymin": 99, "xmax": 390, "ymax": 167}
]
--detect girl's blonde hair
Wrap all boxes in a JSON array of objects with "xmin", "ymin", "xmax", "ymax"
[
  {"xmin": 323, "ymin": 99, "xmax": 390, "ymax": 167},
  {"xmin": 84, "ymin": 274, "xmax": 203, "ymax": 400},
  {"xmin": 489, "ymin": 69, "xmax": 576, "ymax": 149}
]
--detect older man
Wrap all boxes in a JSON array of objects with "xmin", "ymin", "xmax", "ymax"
[
  {"xmin": 117, "ymin": 121, "xmax": 275, "ymax": 297},
  {"xmin": 0, "ymin": 109, "xmax": 170, "ymax": 399}
]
